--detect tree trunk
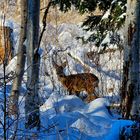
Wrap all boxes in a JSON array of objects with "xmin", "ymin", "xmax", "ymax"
[
  {"xmin": 0, "ymin": 26, "xmax": 13, "ymax": 65},
  {"xmin": 121, "ymin": 0, "xmax": 140, "ymax": 119},
  {"xmin": 130, "ymin": 1, "xmax": 140, "ymax": 119},
  {"xmin": 25, "ymin": 0, "xmax": 40, "ymax": 129},
  {"xmin": 9, "ymin": 0, "xmax": 27, "ymax": 116}
]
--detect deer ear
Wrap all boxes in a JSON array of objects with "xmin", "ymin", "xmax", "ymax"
[{"xmin": 62, "ymin": 61, "xmax": 67, "ymax": 68}]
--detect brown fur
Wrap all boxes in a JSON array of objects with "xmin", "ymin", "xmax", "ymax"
[{"xmin": 53, "ymin": 61, "xmax": 99, "ymax": 102}]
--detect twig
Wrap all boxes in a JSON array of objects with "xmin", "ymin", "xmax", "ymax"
[{"xmin": 37, "ymin": 1, "xmax": 52, "ymax": 53}]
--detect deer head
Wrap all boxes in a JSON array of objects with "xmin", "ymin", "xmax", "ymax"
[{"xmin": 52, "ymin": 60, "xmax": 67, "ymax": 77}]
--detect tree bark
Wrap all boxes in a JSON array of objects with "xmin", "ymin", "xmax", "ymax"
[
  {"xmin": 0, "ymin": 26, "xmax": 13, "ymax": 65},
  {"xmin": 25, "ymin": 0, "xmax": 40, "ymax": 129},
  {"xmin": 129, "ymin": 1, "xmax": 140, "ymax": 119},
  {"xmin": 121, "ymin": 0, "xmax": 140, "ymax": 119},
  {"xmin": 9, "ymin": 0, "xmax": 27, "ymax": 116}
]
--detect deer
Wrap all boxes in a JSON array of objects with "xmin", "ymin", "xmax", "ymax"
[{"xmin": 52, "ymin": 56, "xmax": 99, "ymax": 103}]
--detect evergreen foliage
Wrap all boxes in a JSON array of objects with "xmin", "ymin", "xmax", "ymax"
[
  {"xmin": 52, "ymin": 0, "xmax": 126, "ymax": 48},
  {"xmin": 81, "ymin": 0, "xmax": 126, "ymax": 47}
]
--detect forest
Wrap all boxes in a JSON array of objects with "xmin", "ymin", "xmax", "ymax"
[{"xmin": 0, "ymin": 0, "xmax": 139, "ymax": 139}]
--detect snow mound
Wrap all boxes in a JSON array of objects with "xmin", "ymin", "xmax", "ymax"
[
  {"xmin": 40, "ymin": 94, "xmax": 85, "ymax": 113},
  {"xmin": 40, "ymin": 96, "xmax": 134, "ymax": 140},
  {"xmin": 80, "ymin": 98, "xmax": 113, "ymax": 120}
]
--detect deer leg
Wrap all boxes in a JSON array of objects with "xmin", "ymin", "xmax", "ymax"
[
  {"xmin": 86, "ymin": 94, "xmax": 97, "ymax": 103},
  {"xmin": 76, "ymin": 91, "xmax": 87, "ymax": 101},
  {"xmin": 69, "ymin": 91, "xmax": 80, "ymax": 96},
  {"xmin": 86, "ymin": 88, "xmax": 97, "ymax": 103},
  {"xmin": 75, "ymin": 91, "xmax": 80, "ymax": 97},
  {"xmin": 69, "ymin": 90, "xmax": 77, "ymax": 95},
  {"xmin": 69, "ymin": 90, "xmax": 73, "ymax": 95}
]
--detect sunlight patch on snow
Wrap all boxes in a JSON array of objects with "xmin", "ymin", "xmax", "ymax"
[{"xmin": 71, "ymin": 117, "xmax": 100, "ymax": 137}]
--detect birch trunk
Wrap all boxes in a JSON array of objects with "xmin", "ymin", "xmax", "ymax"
[
  {"xmin": 9, "ymin": 0, "xmax": 27, "ymax": 116},
  {"xmin": 25, "ymin": 0, "xmax": 40, "ymax": 129},
  {"xmin": 121, "ymin": 0, "xmax": 140, "ymax": 119}
]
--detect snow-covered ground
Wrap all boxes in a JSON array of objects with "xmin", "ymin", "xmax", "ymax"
[
  {"xmin": 15, "ymin": 95, "xmax": 133, "ymax": 140},
  {"xmin": 39, "ymin": 96, "xmax": 133, "ymax": 140},
  {"xmin": 0, "ymin": 21, "xmax": 134, "ymax": 140}
]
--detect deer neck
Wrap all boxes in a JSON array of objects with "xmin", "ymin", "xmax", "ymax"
[{"xmin": 58, "ymin": 75, "xmax": 66, "ymax": 84}]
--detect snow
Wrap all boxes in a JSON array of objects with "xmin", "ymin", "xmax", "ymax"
[
  {"xmin": 104, "ymin": 120, "xmax": 134, "ymax": 140},
  {"xmin": 71, "ymin": 117, "xmax": 100, "ymax": 137},
  {"xmin": 119, "ymin": 13, "xmax": 126, "ymax": 19},
  {"xmin": 58, "ymin": 31, "xmax": 73, "ymax": 46},
  {"xmin": 102, "ymin": 9, "xmax": 111, "ymax": 20},
  {"xmin": 40, "ymin": 96, "xmax": 134, "ymax": 140},
  {"xmin": 40, "ymin": 94, "xmax": 85, "ymax": 113},
  {"xmin": 5, "ymin": 56, "xmax": 17, "ymax": 74}
]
